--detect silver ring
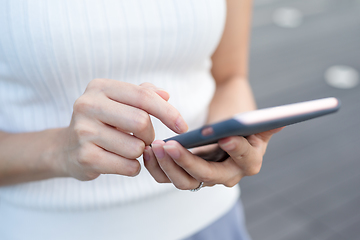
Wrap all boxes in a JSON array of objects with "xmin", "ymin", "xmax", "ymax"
[{"xmin": 190, "ymin": 182, "xmax": 204, "ymax": 192}]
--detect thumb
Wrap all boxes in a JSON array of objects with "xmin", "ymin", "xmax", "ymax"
[
  {"xmin": 140, "ymin": 82, "xmax": 170, "ymax": 101},
  {"xmin": 254, "ymin": 127, "xmax": 285, "ymax": 143},
  {"xmin": 246, "ymin": 127, "xmax": 284, "ymax": 154}
]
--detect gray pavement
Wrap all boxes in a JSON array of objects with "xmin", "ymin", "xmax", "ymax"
[{"xmin": 240, "ymin": 0, "xmax": 360, "ymax": 239}]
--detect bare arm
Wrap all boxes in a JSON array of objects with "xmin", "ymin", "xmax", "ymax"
[
  {"xmin": 0, "ymin": 81, "xmax": 188, "ymax": 186},
  {"xmin": 145, "ymin": 0, "xmax": 283, "ymax": 190},
  {"xmin": 208, "ymin": 0, "xmax": 255, "ymax": 123},
  {"xmin": 0, "ymin": 129, "xmax": 65, "ymax": 186}
]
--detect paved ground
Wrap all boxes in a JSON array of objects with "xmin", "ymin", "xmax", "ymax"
[{"xmin": 240, "ymin": 0, "xmax": 360, "ymax": 239}]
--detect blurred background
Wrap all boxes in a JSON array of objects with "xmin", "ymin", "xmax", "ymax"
[{"xmin": 240, "ymin": 0, "xmax": 360, "ymax": 239}]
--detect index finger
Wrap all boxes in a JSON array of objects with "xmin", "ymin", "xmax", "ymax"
[
  {"xmin": 92, "ymin": 79, "xmax": 188, "ymax": 134},
  {"xmin": 163, "ymin": 140, "xmax": 241, "ymax": 185}
]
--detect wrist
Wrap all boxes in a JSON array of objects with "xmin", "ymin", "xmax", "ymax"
[{"xmin": 42, "ymin": 128, "xmax": 70, "ymax": 178}]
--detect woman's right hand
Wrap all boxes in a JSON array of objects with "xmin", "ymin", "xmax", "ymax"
[{"xmin": 57, "ymin": 79, "xmax": 188, "ymax": 181}]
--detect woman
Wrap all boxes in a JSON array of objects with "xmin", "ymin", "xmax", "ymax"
[{"xmin": 0, "ymin": 0, "xmax": 280, "ymax": 239}]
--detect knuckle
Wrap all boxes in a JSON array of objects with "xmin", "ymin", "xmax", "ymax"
[
  {"xmin": 156, "ymin": 176, "xmax": 170, "ymax": 183},
  {"xmin": 232, "ymin": 146, "xmax": 251, "ymax": 163},
  {"xmin": 136, "ymin": 88, "xmax": 157, "ymax": 110},
  {"xmin": 77, "ymin": 146, "xmax": 101, "ymax": 169},
  {"xmin": 224, "ymin": 178, "xmax": 239, "ymax": 188},
  {"xmin": 73, "ymin": 123, "xmax": 98, "ymax": 139},
  {"xmin": 246, "ymin": 162, "xmax": 262, "ymax": 176},
  {"xmin": 197, "ymin": 168, "xmax": 214, "ymax": 183},
  {"xmin": 133, "ymin": 111, "xmax": 152, "ymax": 134},
  {"xmin": 177, "ymin": 157, "xmax": 192, "ymax": 169},
  {"xmin": 139, "ymin": 82, "xmax": 156, "ymax": 90},
  {"xmin": 165, "ymin": 105, "xmax": 179, "ymax": 121},
  {"xmin": 198, "ymin": 176, "xmax": 211, "ymax": 184},
  {"xmin": 147, "ymin": 129, "xmax": 156, "ymax": 145},
  {"xmin": 156, "ymin": 102, "xmax": 179, "ymax": 125},
  {"xmin": 157, "ymin": 157, "xmax": 172, "ymax": 169},
  {"xmin": 174, "ymin": 182, "xmax": 188, "ymax": 191},
  {"xmin": 137, "ymin": 87, "xmax": 155, "ymax": 102},
  {"xmin": 83, "ymin": 171, "xmax": 100, "ymax": 181},
  {"xmin": 174, "ymin": 179, "xmax": 194, "ymax": 190},
  {"xmin": 77, "ymin": 145, "xmax": 97, "ymax": 167},
  {"xmin": 73, "ymin": 96, "xmax": 94, "ymax": 114},
  {"xmin": 125, "ymin": 162, "xmax": 141, "ymax": 177},
  {"xmin": 128, "ymin": 141, "xmax": 146, "ymax": 159},
  {"xmin": 87, "ymin": 78, "xmax": 107, "ymax": 90}
]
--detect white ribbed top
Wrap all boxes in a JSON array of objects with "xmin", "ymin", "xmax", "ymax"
[{"xmin": 0, "ymin": 1, "xmax": 240, "ymax": 239}]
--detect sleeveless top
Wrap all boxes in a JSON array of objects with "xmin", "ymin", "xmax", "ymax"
[{"xmin": 0, "ymin": 1, "xmax": 240, "ymax": 239}]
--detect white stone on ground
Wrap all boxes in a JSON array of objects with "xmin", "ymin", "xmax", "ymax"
[
  {"xmin": 325, "ymin": 65, "xmax": 359, "ymax": 89},
  {"xmin": 273, "ymin": 7, "xmax": 303, "ymax": 28}
]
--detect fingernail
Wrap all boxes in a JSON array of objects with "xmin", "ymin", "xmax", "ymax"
[
  {"xmin": 156, "ymin": 89, "xmax": 170, "ymax": 101},
  {"xmin": 219, "ymin": 139, "xmax": 235, "ymax": 151},
  {"xmin": 143, "ymin": 148, "xmax": 150, "ymax": 161},
  {"xmin": 152, "ymin": 144, "xmax": 166, "ymax": 159},
  {"xmin": 157, "ymin": 88, "xmax": 169, "ymax": 94},
  {"xmin": 175, "ymin": 116, "xmax": 188, "ymax": 133},
  {"xmin": 163, "ymin": 145, "xmax": 180, "ymax": 159}
]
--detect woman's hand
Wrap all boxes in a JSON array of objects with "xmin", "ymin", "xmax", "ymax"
[
  {"xmin": 57, "ymin": 79, "xmax": 188, "ymax": 181},
  {"xmin": 144, "ymin": 128, "xmax": 283, "ymax": 190}
]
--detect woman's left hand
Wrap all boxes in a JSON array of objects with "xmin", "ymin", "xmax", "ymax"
[{"xmin": 144, "ymin": 128, "xmax": 283, "ymax": 190}]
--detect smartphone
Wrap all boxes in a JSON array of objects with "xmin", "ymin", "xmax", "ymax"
[{"xmin": 164, "ymin": 97, "xmax": 340, "ymax": 149}]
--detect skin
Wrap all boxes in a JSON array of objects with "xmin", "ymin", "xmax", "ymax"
[
  {"xmin": 0, "ymin": 0, "xmax": 282, "ymax": 188},
  {"xmin": 143, "ymin": 0, "xmax": 283, "ymax": 190},
  {"xmin": 0, "ymin": 80, "xmax": 188, "ymax": 185}
]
